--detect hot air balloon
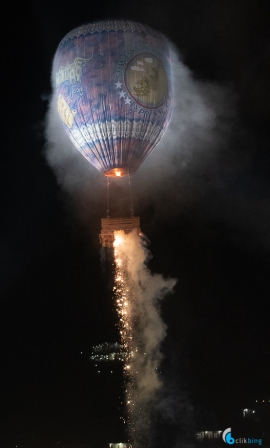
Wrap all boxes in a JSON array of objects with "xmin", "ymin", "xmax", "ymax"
[{"xmin": 52, "ymin": 19, "xmax": 172, "ymax": 178}]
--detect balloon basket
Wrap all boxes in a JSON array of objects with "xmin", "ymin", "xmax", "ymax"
[{"xmin": 99, "ymin": 217, "xmax": 141, "ymax": 248}]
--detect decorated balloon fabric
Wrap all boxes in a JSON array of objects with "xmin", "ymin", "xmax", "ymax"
[{"xmin": 53, "ymin": 20, "xmax": 172, "ymax": 177}]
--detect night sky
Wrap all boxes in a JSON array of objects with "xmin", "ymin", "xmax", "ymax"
[{"xmin": 2, "ymin": 0, "xmax": 270, "ymax": 446}]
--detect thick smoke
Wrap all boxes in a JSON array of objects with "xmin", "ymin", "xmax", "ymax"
[
  {"xmin": 45, "ymin": 94, "xmax": 105, "ymax": 221},
  {"xmin": 132, "ymin": 44, "xmax": 234, "ymax": 211},
  {"xmin": 114, "ymin": 230, "xmax": 176, "ymax": 447}
]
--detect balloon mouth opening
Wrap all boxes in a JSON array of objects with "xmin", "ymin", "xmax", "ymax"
[{"xmin": 103, "ymin": 168, "xmax": 129, "ymax": 177}]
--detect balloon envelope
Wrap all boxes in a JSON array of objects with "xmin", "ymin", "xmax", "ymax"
[{"xmin": 53, "ymin": 20, "xmax": 172, "ymax": 177}]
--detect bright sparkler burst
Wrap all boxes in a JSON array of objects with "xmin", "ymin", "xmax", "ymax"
[
  {"xmin": 113, "ymin": 231, "xmax": 137, "ymax": 439},
  {"xmin": 112, "ymin": 230, "xmax": 176, "ymax": 447}
]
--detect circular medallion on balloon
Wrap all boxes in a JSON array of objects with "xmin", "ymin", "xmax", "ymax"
[{"xmin": 124, "ymin": 53, "xmax": 168, "ymax": 108}]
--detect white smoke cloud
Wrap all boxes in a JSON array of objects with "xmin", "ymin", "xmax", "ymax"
[
  {"xmin": 44, "ymin": 93, "xmax": 106, "ymax": 230},
  {"xmin": 144, "ymin": 57, "xmax": 153, "ymax": 63},
  {"xmin": 131, "ymin": 43, "xmax": 234, "ymax": 215},
  {"xmin": 137, "ymin": 61, "xmax": 144, "ymax": 65}
]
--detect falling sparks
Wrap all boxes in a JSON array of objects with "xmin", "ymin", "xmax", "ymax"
[
  {"xmin": 113, "ymin": 230, "xmax": 176, "ymax": 447},
  {"xmin": 113, "ymin": 230, "xmax": 137, "ymax": 442}
]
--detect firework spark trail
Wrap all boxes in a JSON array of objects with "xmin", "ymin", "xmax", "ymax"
[{"xmin": 113, "ymin": 230, "xmax": 176, "ymax": 447}]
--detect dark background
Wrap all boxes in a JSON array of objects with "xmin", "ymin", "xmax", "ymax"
[{"xmin": 2, "ymin": 0, "xmax": 270, "ymax": 446}]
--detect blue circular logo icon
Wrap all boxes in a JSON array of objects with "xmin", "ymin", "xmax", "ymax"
[{"xmin": 223, "ymin": 428, "xmax": 235, "ymax": 444}]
